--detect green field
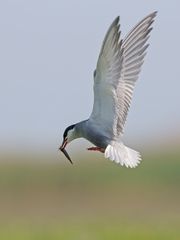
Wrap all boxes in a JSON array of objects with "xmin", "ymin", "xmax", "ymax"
[{"xmin": 0, "ymin": 149, "xmax": 180, "ymax": 239}]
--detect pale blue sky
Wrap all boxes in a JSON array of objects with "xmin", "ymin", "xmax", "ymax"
[{"xmin": 0, "ymin": 0, "xmax": 179, "ymax": 153}]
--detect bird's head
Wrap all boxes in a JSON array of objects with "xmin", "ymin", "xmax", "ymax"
[{"xmin": 59, "ymin": 124, "xmax": 76, "ymax": 164}]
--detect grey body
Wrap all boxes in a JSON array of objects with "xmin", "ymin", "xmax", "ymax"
[{"xmin": 75, "ymin": 120, "xmax": 111, "ymax": 149}]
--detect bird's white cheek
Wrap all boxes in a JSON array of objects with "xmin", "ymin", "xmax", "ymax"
[
  {"xmin": 67, "ymin": 134, "xmax": 75, "ymax": 143},
  {"xmin": 67, "ymin": 137, "xmax": 72, "ymax": 143}
]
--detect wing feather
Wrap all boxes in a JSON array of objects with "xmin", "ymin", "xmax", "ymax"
[{"xmin": 90, "ymin": 12, "xmax": 157, "ymax": 137}]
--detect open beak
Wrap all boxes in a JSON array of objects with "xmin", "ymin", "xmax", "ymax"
[{"xmin": 59, "ymin": 139, "xmax": 73, "ymax": 164}]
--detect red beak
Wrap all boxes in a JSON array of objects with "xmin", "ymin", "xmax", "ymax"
[{"xmin": 59, "ymin": 139, "xmax": 73, "ymax": 164}]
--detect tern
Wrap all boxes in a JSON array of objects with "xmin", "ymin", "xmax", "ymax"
[{"xmin": 60, "ymin": 12, "xmax": 157, "ymax": 167}]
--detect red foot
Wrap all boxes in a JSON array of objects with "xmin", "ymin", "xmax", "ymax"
[{"xmin": 87, "ymin": 147, "xmax": 105, "ymax": 153}]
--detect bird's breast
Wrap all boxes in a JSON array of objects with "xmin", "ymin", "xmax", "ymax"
[{"xmin": 82, "ymin": 120, "xmax": 111, "ymax": 149}]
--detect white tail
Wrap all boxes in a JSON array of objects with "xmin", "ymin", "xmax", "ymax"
[{"xmin": 104, "ymin": 142, "xmax": 141, "ymax": 168}]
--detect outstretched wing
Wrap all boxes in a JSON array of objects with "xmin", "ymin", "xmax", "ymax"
[{"xmin": 90, "ymin": 12, "xmax": 157, "ymax": 137}]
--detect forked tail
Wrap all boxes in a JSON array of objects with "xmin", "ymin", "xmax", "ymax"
[{"xmin": 104, "ymin": 142, "xmax": 141, "ymax": 168}]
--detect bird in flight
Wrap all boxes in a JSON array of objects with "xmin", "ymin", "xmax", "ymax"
[{"xmin": 59, "ymin": 12, "xmax": 157, "ymax": 168}]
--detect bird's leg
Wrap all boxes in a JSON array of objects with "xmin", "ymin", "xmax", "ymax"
[{"xmin": 87, "ymin": 147, "xmax": 105, "ymax": 153}]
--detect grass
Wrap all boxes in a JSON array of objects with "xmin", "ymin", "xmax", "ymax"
[
  {"xmin": 0, "ymin": 222, "xmax": 179, "ymax": 240},
  {"xmin": 0, "ymin": 149, "xmax": 180, "ymax": 239}
]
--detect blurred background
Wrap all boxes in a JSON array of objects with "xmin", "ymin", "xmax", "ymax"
[{"xmin": 0, "ymin": 0, "xmax": 180, "ymax": 239}]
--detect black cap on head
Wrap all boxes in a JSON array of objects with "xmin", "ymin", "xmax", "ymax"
[{"xmin": 63, "ymin": 124, "xmax": 75, "ymax": 139}]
